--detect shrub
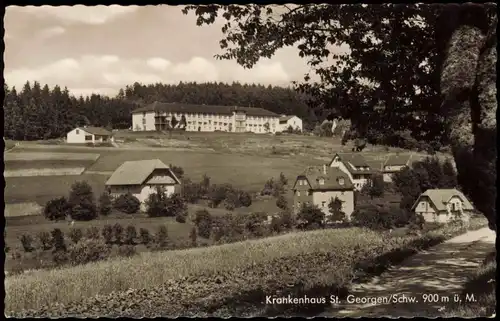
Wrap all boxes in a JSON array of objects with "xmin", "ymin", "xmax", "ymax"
[
  {"xmin": 156, "ymin": 225, "xmax": 170, "ymax": 249},
  {"xmin": 276, "ymin": 195, "xmax": 288, "ymax": 210},
  {"xmin": 113, "ymin": 193, "xmax": 141, "ymax": 214},
  {"xmin": 113, "ymin": 223, "xmax": 124, "ymax": 245},
  {"xmin": 19, "ymin": 234, "xmax": 35, "ymax": 252},
  {"xmin": 189, "ymin": 226, "xmax": 197, "ymax": 247},
  {"xmin": 327, "ymin": 197, "xmax": 346, "ymax": 223},
  {"xmin": 124, "ymin": 225, "xmax": 137, "ymax": 245},
  {"xmin": 368, "ymin": 174, "xmax": 385, "ymax": 199},
  {"xmin": 86, "ymin": 226, "xmax": 100, "ymax": 240},
  {"xmin": 98, "ymin": 192, "xmax": 112, "ymax": 216},
  {"xmin": 43, "ymin": 197, "xmax": 71, "ymax": 221},
  {"xmin": 165, "ymin": 193, "xmax": 188, "ymax": 217},
  {"xmin": 297, "ymin": 203, "xmax": 325, "ymax": 229},
  {"xmin": 68, "ymin": 181, "xmax": 97, "ymax": 221},
  {"xmin": 139, "ymin": 228, "xmax": 152, "ymax": 246},
  {"xmin": 117, "ymin": 245, "xmax": 137, "ymax": 258},
  {"xmin": 37, "ymin": 231, "xmax": 52, "ymax": 250},
  {"xmin": 351, "ymin": 205, "xmax": 410, "ymax": 230},
  {"xmin": 269, "ymin": 216, "xmax": 283, "ymax": 233},
  {"xmin": 182, "ymin": 179, "xmax": 203, "ymax": 203},
  {"xmin": 200, "ymin": 174, "xmax": 211, "ymax": 195},
  {"xmin": 50, "ymin": 228, "xmax": 67, "ymax": 254},
  {"xmin": 207, "ymin": 184, "xmax": 229, "ymax": 208},
  {"xmin": 279, "ymin": 172, "xmax": 288, "ymax": 186},
  {"xmin": 145, "ymin": 187, "xmax": 168, "ymax": 217},
  {"xmin": 169, "ymin": 164, "xmax": 184, "ymax": 180},
  {"xmin": 194, "ymin": 209, "xmax": 213, "ymax": 239},
  {"xmin": 68, "ymin": 238, "xmax": 111, "ymax": 266},
  {"xmin": 244, "ymin": 212, "xmax": 268, "ymax": 237},
  {"xmin": 238, "ymin": 190, "xmax": 252, "ymax": 207},
  {"xmin": 52, "ymin": 250, "xmax": 68, "ymax": 266},
  {"xmin": 279, "ymin": 210, "xmax": 296, "ymax": 230},
  {"xmin": 102, "ymin": 225, "xmax": 113, "ymax": 244},
  {"xmin": 68, "ymin": 228, "xmax": 83, "ymax": 244}
]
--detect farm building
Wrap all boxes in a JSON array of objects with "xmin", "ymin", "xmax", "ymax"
[
  {"xmin": 131, "ymin": 101, "xmax": 281, "ymax": 134},
  {"xmin": 66, "ymin": 126, "xmax": 113, "ymax": 144},
  {"xmin": 292, "ymin": 164, "xmax": 355, "ymax": 220},
  {"xmin": 328, "ymin": 153, "xmax": 374, "ymax": 191},
  {"xmin": 382, "ymin": 153, "xmax": 414, "ymax": 182},
  {"xmin": 278, "ymin": 115, "xmax": 303, "ymax": 132},
  {"xmin": 411, "ymin": 188, "xmax": 474, "ymax": 223},
  {"xmin": 105, "ymin": 159, "xmax": 182, "ymax": 211}
]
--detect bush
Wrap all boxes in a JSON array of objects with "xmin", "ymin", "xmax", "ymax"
[
  {"xmin": 155, "ymin": 225, "xmax": 170, "ymax": 249},
  {"xmin": 113, "ymin": 193, "xmax": 141, "ymax": 214},
  {"xmin": 169, "ymin": 164, "xmax": 184, "ymax": 180},
  {"xmin": 189, "ymin": 226, "xmax": 197, "ymax": 247},
  {"xmin": 327, "ymin": 197, "xmax": 346, "ymax": 223},
  {"xmin": 68, "ymin": 228, "xmax": 83, "ymax": 244},
  {"xmin": 165, "ymin": 193, "xmax": 188, "ymax": 217},
  {"xmin": 194, "ymin": 209, "xmax": 213, "ymax": 239},
  {"xmin": 244, "ymin": 212, "xmax": 268, "ymax": 237},
  {"xmin": 113, "ymin": 223, "xmax": 124, "ymax": 245},
  {"xmin": 43, "ymin": 197, "xmax": 71, "ymax": 221},
  {"xmin": 145, "ymin": 187, "xmax": 168, "ymax": 217},
  {"xmin": 279, "ymin": 210, "xmax": 296, "ymax": 230},
  {"xmin": 207, "ymin": 184, "xmax": 230, "ymax": 208},
  {"xmin": 52, "ymin": 250, "xmax": 68, "ymax": 266},
  {"xmin": 19, "ymin": 234, "xmax": 35, "ymax": 252},
  {"xmin": 68, "ymin": 181, "xmax": 97, "ymax": 221},
  {"xmin": 351, "ymin": 205, "xmax": 411, "ymax": 230},
  {"xmin": 269, "ymin": 216, "xmax": 283, "ymax": 233},
  {"xmin": 37, "ymin": 231, "xmax": 52, "ymax": 250},
  {"xmin": 68, "ymin": 238, "xmax": 111, "ymax": 266},
  {"xmin": 102, "ymin": 225, "xmax": 113, "ymax": 244},
  {"xmin": 182, "ymin": 179, "xmax": 204, "ymax": 203},
  {"xmin": 368, "ymin": 174, "xmax": 385, "ymax": 199},
  {"xmin": 86, "ymin": 226, "xmax": 100, "ymax": 240},
  {"xmin": 297, "ymin": 204, "xmax": 325, "ymax": 229},
  {"xmin": 124, "ymin": 225, "xmax": 137, "ymax": 245},
  {"xmin": 98, "ymin": 192, "xmax": 112, "ymax": 216},
  {"xmin": 51, "ymin": 228, "xmax": 67, "ymax": 253},
  {"xmin": 276, "ymin": 195, "xmax": 288, "ymax": 210},
  {"xmin": 139, "ymin": 228, "xmax": 152, "ymax": 246},
  {"xmin": 279, "ymin": 172, "xmax": 288, "ymax": 186},
  {"xmin": 117, "ymin": 245, "xmax": 137, "ymax": 258},
  {"xmin": 239, "ymin": 190, "xmax": 252, "ymax": 207}
]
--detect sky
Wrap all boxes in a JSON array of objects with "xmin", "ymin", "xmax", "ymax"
[{"xmin": 4, "ymin": 5, "xmax": 334, "ymax": 98}]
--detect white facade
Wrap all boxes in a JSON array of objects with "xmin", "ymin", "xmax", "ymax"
[
  {"xmin": 66, "ymin": 128, "xmax": 113, "ymax": 144},
  {"xmin": 329, "ymin": 156, "xmax": 371, "ymax": 191},
  {"xmin": 132, "ymin": 110, "xmax": 280, "ymax": 134},
  {"xmin": 414, "ymin": 195, "xmax": 471, "ymax": 224},
  {"xmin": 278, "ymin": 116, "xmax": 303, "ymax": 132},
  {"xmin": 312, "ymin": 190, "xmax": 355, "ymax": 220},
  {"xmin": 382, "ymin": 165, "xmax": 407, "ymax": 182}
]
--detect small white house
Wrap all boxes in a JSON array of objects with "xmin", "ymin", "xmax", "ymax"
[
  {"xmin": 278, "ymin": 115, "xmax": 303, "ymax": 132},
  {"xmin": 66, "ymin": 126, "xmax": 114, "ymax": 144},
  {"xmin": 411, "ymin": 188, "xmax": 475, "ymax": 223},
  {"xmin": 105, "ymin": 159, "xmax": 182, "ymax": 211},
  {"xmin": 328, "ymin": 153, "xmax": 374, "ymax": 191}
]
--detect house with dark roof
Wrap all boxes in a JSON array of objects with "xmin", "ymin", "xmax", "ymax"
[
  {"xmin": 131, "ymin": 101, "xmax": 281, "ymax": 134},
  {"xmin": 411, "ymin": 188, "xmax": 475, "ymax": 223},
  {"xmin": 278, "ymin": 115, "xmax": 303, "ymax": 132},
  {"xmin": 328, "ymin": 153, "xmax": 374, "ymax": 191},
  {"xmin": 105, "ymin": 159, "xmax": 181, "ymax": 211},
  {"xmin": 382, "ymin": 153, "xmax": 414, "ymax": 182},
  {"xmin": 292, "ymin": 164, "xmax": 355, "ymax": 220},
  {"xmin": 66, "ymin": 126, "xmax": 113, "ymax": 144}
]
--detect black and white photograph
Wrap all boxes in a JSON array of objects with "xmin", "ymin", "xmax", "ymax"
[{"xmin": 3, "ymin": 2, "xmax": 497, "ymax": 318}]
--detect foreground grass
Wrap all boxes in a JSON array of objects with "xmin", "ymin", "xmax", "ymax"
[
  {"xmin": 6, "ymin": 217, "xmax": 487, "ymax": 317},
  {"xmin": 443, "ymin": 252, "xmax": 496, "ymax": 317},
  {"xmin": 5, "ymin": 228, "xmax": 387, "ymax": 313}
]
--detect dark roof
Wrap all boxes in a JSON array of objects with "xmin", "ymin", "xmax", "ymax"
[
  {"xmin": 132, "ymin": 101, "xmax": 279, "ymax": 117},
  {"xmin": 335, "ymin": 153, "xmax": 369, "ymax": 167},
  {"xmin": 384, "ymin": 154, "xmax": 413, "ymax": 167},
  {"xmin": 293, "ymin": 166, "xmax": 354, "ymax": 191},
  {"xmin": 78, "ymin": 126, "xmax": 112, "ymax": 136},
  {"xmin": 105, "ymin": 159, "xmax": 181, "ymax": 186}
]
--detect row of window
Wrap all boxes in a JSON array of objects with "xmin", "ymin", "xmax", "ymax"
[
  {"xmin": 296, "ymin": 190, "xmax": 346, "ymax": 197},
  {"xmin": 149, "ymin": 111, "xmax": 276, "ymax": 122}
]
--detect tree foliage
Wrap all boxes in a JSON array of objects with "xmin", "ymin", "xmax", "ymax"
[
  {"xmin": 68, "ymin": 181, "xmax": 97, "ymax": 221},
  {"xmin": 327, "ymin": 197, "xmax": 346, "ymax": 222}
]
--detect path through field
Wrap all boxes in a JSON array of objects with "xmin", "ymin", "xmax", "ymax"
[{"xmin": 320, "ymin": 227, "xmax": 496, "ymax": 318}]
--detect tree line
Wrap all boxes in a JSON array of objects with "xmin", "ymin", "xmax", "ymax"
[{"xmin": 3, "ymin": 81, "xmax": 316, "ymax": 141}]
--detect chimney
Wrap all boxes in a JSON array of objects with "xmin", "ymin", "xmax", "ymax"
[{"xmin": 323, "ymin": 164, "xmax": 327, "ymax": 175}]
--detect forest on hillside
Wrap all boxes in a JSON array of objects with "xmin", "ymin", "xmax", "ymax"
[{"xmin": 3, "ymin": 81, "xmax": 320, "ymax": 141}]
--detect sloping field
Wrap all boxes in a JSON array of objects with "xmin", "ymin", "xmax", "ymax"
[
  {"xmin": 4, "ymin": 202, "xmax": 43, "ymax": 218},
  {"xmin": 5, "ymin": 152, "xmax": 100, "ymax": 161},
  {"xmin": 5, "ymin": 227, "xmax": 387, "ymax": 314},
  {"xmin": 4, "ymin": 168, "xmax": 86, "ymax": 177},
  {"xmin": 5, "ymin": 174, "xmax": 109, "ymax": 205},
  {"xmin": 4, "ymin": 159, "xmax": 96, "ymax": 170}
]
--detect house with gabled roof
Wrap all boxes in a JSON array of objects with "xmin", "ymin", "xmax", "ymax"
[
  {"xmin": 382, "ymin": 153, "xmax": 414, "ymax": 182},
  {"xmin": 105, "ymin": 159, "xmax": 181, "ymax": 211},
  {"xmin": 278, "ymin": 115, "xmax": 303, "ymax": 132},
  {"xmin": 292, "ymin": 164, "xmax": 355, "ymax": 220},
  {"xmin": 66, "ymin": 126, "xmax": 113, "ymax": 144},
  {"xmin": 328, "ymin": 152, "xmax": 374, "ymax": 191},
  {"xmin": 411, "ymin": 188, "xmax": 475, "ymax": 223}
]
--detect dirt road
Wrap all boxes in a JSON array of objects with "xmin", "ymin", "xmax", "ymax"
[{"xmin": 320, "ymin": 227, "xmax": 496, "ymax": 317}]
